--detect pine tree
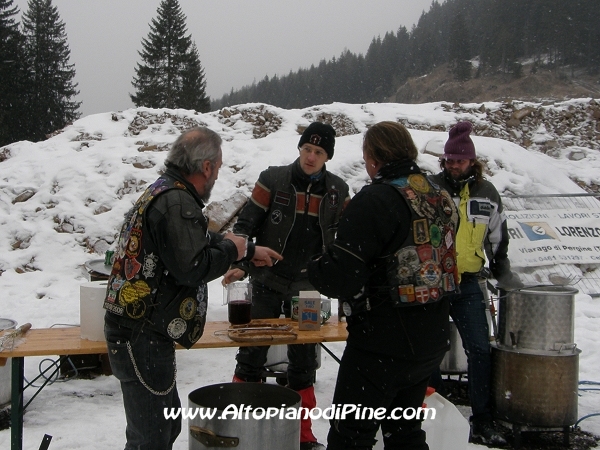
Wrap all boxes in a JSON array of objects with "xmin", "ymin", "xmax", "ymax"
[
  {"xmin": 21, "ymin": 0, "xmax": 80, "ymax": 141},
  {"xmin": 130, "ymin": 0, "xmax": 210, "ymax": 112},
  {"xmin": 0, "ymin": 0, "xmax": 29, "ymax": 146},
  {"xmin": 449, "ymin": 13, "xmax": 472, "ymax": 81}
]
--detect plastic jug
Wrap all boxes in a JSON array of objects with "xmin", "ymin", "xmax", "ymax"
[{"xmin": 373, "ymin": 389, "xmax": 469, "ymax": 450}]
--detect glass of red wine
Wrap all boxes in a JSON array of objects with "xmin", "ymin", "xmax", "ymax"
[{"xmin": 224, "ymin": 282, "xmax": 252, "ymax": 325}]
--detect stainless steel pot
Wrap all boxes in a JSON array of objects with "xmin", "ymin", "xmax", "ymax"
[
  {"xmin": 188, "ymin": 383, "xmax": 301, "ymax": 450},
  {"xmin": 491, "ymin": 344, "xmax": 579, "ymax": 427},
  {"xmin": 498, "ymin": 285, "xmax": 578, "ymax": 351}
]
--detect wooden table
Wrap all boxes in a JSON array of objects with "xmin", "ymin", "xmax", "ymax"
[{"xmin": 0, "ymin": 318, "xmax": 348, "ymax": 450}]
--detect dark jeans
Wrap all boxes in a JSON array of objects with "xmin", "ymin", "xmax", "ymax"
[
  {"xmin": 446, "ymin": 275, "xmax": 492, "ymax": 422},
  {"xmin": 105, "ymin": 314, "xmax": 181, "ymax": 450},
  {"xmin": 327, "ymin": 345, "xmax": 446, "ymax": 450},
  {"xmin": 235, "ymin": 282, "xmax": 318, "ymax": 390}
]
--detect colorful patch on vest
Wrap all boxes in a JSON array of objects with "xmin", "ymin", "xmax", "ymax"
[
  {"xmin": 403, "ymin": 188, "xmax": 417, "ymax": 200},
  {"xmin": 442, "ymin": 273, "xmax": 456, "ymax": 292},
  {"xmin": 429, "ymin": 288, "xmax": 440, "ymax": 300},
  {"xmin": 417, "ymin": 244, "xmax": 433, "ymax": 263},
  {"xmin": 328, "ymin": 189, "xmax": 340, "ymax": 208},
  {"xmin": 124, "ymin": 257, "xmax": 142, "ymax": 280},
  {"xmin": 180, "ymin": 297, "xmax": 197, "ymax": 320},
  {"xmin": 413, "ymin": 219, "xmax": 430, "ymax": 244},
  {"xmin": 119, "ymin": 281, "xmax": 139, "ymax": 305},
  {"xmin": 167, "ymin": 318, "xmax": 187, "ymax": 340},
  {"xmin": 188, "ymin": 319, "xmax": 204, "ymax": 344},
  {"xmin": 274, "ymin": 191, "xmax": 291, "ymax": 206},
  {"xmin": 408, "ymin": 174, "xmax": 430, "ymax": 194},
  {"xmin": 173, "ymin": 181, "xmax": 187, "ymax": 190},
  {"xmin": 389, "ymin": 177, "xmax": 409, "ymax": 188},
  {"xmin": 396, "ymin": 246, "xmax": 420, "ymax": 271},
  {"xmin": 429, "ymin": 223, "xmax": 442, "ymax": 247},
  {"xmin": 142, "ymin": 253, "xmax": 158, "ymax": 278},
  {"xmin": 125, "ymin": 228, "xmax": 142, "ymax": 258},
  {"xmin": 398, "ymin": 284, "xmax": 416, "ymax": 303},
  {"xmin": 443, "ymin": 254, "xmax": 456, "ymax": 273},
  {"xmin": 444, "ymin": 229, "xmax": 454, "ymax": 249},
  {"xmin": 440, "ymin": 190, "xmax": 457, "ymax": 223},
  {"xmin": 270, "ymin": 209, "xmax": 283, "ymax": 225},
  {"xmin": 419, "ymin": 260, "xmax": 442, "ymax": 286},
  {"xmin": 415, "ymin": 286, "xmax": 430, "ymax": 304},
  {"xmin": 126, "ymin": 300, "xmax": 146, "ymax": 319}
]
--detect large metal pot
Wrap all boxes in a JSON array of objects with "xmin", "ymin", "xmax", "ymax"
[
  {"xmin": 498, "ymin": 285, "xmax": 577, "ymax": 351},
  {"xmin": 491, "ymin": 344, "xmax": 580, "ymax": 427},
  {"xmin": 188, "ymin": 382, "xmax": 301, "ymax": 450}
]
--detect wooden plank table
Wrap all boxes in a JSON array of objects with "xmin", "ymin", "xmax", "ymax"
[{"xmin": 0, "ymin": 318, "xmax": 348, "ymax": 450}]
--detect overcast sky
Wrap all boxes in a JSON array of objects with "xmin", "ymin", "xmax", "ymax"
[{"xmin": 14, "ymin": 0, "xmax": 438, "ymax": 117}]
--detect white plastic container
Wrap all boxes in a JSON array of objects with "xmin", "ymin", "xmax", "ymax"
[
  {"xmin": 0, "ymin": 318, "xmax": 17, "ymax": 406},
  {"xmin": 374, "ymin": 391, "xmax": 469, "ymax": 450},
  {"xmin": 80, "ymin": 281, "xmax": 108, "ymax": 341}
]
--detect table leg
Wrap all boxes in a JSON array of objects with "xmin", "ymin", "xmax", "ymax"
[{"xmin": 10, "ymin": 357, "xmax": 24, "ymax": 450}]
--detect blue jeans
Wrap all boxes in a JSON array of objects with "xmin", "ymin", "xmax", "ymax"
[
  {"xmin": 105, "ymin": 315, "xmax": 181, "ymax": 450},
  {"xmin": 446, "ymin": 275, "xmax": 492, "ymax": 422}
]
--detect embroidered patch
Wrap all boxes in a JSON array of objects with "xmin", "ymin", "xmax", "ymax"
[
  {"xmin": 309, "ymin": 134, "xmax": 322, "ymax": 146},
  {"xmin": 408, "ymin": 174, "xmax": 430, "ymax": 193},
  {"xmin": 419, "ymin": 260, "xmax": 442, "ymax": 286},
  {"xmin": 180, "ymin": 297, "xmax": 197, "ymax": 320},
  {"xmin": 415, "ymin": 286, "xmax": 430, "ymax": 304},
  {"xmin": 124, "ymin": 257, "xmax": 142, "ymax": 280},
  {"xmin": 274, "ymin": 191, "xmax": 291, "ymax": 206},
  {"xmin": 328, "ymin": 189, "xmax": 339, "ymax": 208},
  {"xmin": 442, "ymin": 273, "xmax": 456, "ymax": 292},
  {"xmin": 167, "ymin": 318, "xmax": 187, "ymax": 340},
  {"xmin": 443, "ymin": 254, "xmax": 456, "ymax": 273},
  {"xmin": 429, "ymin": 288, "xmax": 440, "ymax": 300},
  {"xmin": 413, "ymin": 219, "xmax": 430, "ymax": 244},
  {"xmin": 396, "ymin": 246, "xmax": 420, "ymax": 273},
  {"xmin": 271, "ymin": 209, "xmax": 283, "ymax": 225},
  {"xmin": 429, "ymin": 224, "xmax": 442, "ymax": 248},
  {"xmin": 188, "ymin": 319, "xmax": 204, "ymax": 344},
  {"xmin": 398, "ymin": 285, "xmax": 416, "ymax": 303},
  {"xmin": 417, "ymin": 244, "xmax": 433, "ymax": 263},
  {"xmin": 118, "ymin": 282, "xmax": 135, "ymax": 305},
  {"xmin": 174, "ymin": 181, "xmax": 186, "ymax": 190},
  {"xmin": 125, "ymin": 228, "xmax": 142, "ymax": 258},
  {"xmin": 126, "ymin": 300, "xmax": 146, "ymax": 319},
  {"xmin": 142, "ymin": 253, "xmax": 158, "ymax": 278}
]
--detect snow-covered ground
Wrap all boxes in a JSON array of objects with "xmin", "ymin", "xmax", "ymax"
[{"xmin": 1, "ymin": 100, "xmax": 599, "ymax": 449}]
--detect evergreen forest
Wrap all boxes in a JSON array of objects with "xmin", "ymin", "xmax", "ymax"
[{"xmin": 212, "ymin": 0, "xmax": 600, "ymax": 110}]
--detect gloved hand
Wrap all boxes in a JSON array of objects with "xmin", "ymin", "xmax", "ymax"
[{"xmin": 495, "ymin": 271, "xmax": 524, "ymax": 291}]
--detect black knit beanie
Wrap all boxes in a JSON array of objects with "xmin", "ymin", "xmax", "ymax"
[{"xmin": 297, "ymin": 122, "xmax": 336, "ymax": 159}]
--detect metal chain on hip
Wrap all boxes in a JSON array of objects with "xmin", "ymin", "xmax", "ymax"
[{"xmin": 126, "ymin": 341, "xmax": 177, "ymax": 396}]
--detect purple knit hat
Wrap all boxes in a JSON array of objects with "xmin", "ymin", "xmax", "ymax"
[{"xmin": 443, "ymin": 121, "xmax": 476, "ymax": 160}]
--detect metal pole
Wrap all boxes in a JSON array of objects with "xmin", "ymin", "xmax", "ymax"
[{"xmin": 10, "ymin": 357, "xmax": 24, "ymax": 450}]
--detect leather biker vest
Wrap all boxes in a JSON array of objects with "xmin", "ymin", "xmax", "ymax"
[
  {"xmin": 103, "ymin": 176, "xmax": 208, "ymax": 349},
  {"xmin": 384, "ymin": 174, "xmax": 459, "ymax": 306}
]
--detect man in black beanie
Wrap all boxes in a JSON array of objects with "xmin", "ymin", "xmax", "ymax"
[{"xmin": 223, "ymin": 121, "xmax": 350, "ymax": 450}]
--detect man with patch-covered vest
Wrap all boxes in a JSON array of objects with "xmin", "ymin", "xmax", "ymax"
[
  {"xmin": 429, "ymin": 121, "xmax": 522, "ymax": 446},
  {"xmin": 222, "ymin": 122, "xmax": 350, "ymax": 450},
  {"xmin": 103, "ymin": 127, "xmax": 282, "ymax": 450}
]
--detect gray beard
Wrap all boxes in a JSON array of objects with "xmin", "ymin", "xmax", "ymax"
[{"xmin": 201, "ymin": 179, "xmax": 215, "ymax": 203}]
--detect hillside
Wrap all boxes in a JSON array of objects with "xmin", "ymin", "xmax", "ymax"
[{"xmin": 392, "ymin": 63, "xmax": 600, "ymax": 105}]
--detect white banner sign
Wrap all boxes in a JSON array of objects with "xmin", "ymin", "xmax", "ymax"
[{"xmin": 506, "ymin": 209, "xmax": 600, "ymax": 267}]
